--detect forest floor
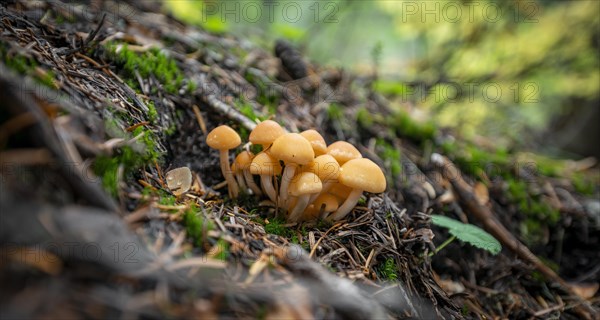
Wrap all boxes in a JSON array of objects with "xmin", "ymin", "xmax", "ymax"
[{"xmin": 1, "ymin": 1, "xmax": 599, "ymax": 319}]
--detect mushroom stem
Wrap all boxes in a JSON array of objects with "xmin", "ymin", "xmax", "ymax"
[
  {"xmin": 235, "ymin": 171, "xmax": 247, "ymax": 193},
  {"xmin": 243, "ymin": 169, "xmax": 262, "ymax": 196},
  {"xmin": 260, "ymin": 174, "xmax": 277, "ymax": 204},
  {"xmin": 288, "ymin": 194, "xmax": 309, "ymax": 222},
  {"xmin": 308, "ymin": 180, "xmax": 334, "ymax": 203},
  {"xmin": 219, "ymin": 149, "xmax": 239, "ymax": 198},
  {"xmin": 328, "ymin": 188, "xmax": 362, "ymax": 221},
  {"xmin": 279, "ymin": 164, "xmax": 297, "ymax": 208}
]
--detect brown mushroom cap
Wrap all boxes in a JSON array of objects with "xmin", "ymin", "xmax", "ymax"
[
  {"xmin": 326, "ymin": 141, "xmax": 362, "ymax": 165},
  {"xmin": 339, "ymin": 158, "xmax": 386, "ymax": 193},
  {"xmin": 270, "ymin": 133, "xmax": 315, "ymax": 165},
  {"xmin": 300, "ymin": 129, "xmax": 327, "ymax": 156},
  {"xmin": 289, "ymin": 172, "xmax": 322, "ymax": 196},
  {"xmin": 234, "ymin": 150, "xmax": 254, "ymax": 170},
  {"xmin": 206, "ymin": 125, "xmax": 241, "ymax": 150},
  {"xmin": 249, "ymin": 120, "xmax": 285, "ymax": 147},
  {"xmin": 303, "ymin": 154, "xmax": 340, "ymax": 181},
  {"xmin": 249, "ymin": 152, "xmax": 282, "ymax": 176}
]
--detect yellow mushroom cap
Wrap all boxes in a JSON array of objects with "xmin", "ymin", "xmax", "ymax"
[
  {"xmin": 249, "ymin": 120, "xmax": 285, "ymax": 146},
  {"xmin": 304, "ymin": 154, "xmax": 340, "ymax": 181},
  {"xmin": 328, "ymin": 183, "xmax": 353, "ymax": 203},
  {"xmin": 234, "ymin": 150, "xmax": 254, "ymax": 170},
  {"xmin": 339, "ymin": 158, "xmax": 386, "ymax": 193},
  {"xmin": 300, "ymin": 129, "xmax": 327, "ymax": 156},
  {"xmin": 249, "ymin": 152, "xmax": 282, "ymax": 176},
  {"xmin": 289, "ymin": 172, "xmax": 322, "ymax": 196},
  {"xmin": 270, "ymin": 133, "xmax": 315, "ymax": 165},
  {"xmin": 206, "ymin": 125, "xmax": 241, "ymax": 150},
  {"xmin": 326, "ymin": 141, "xmax": 362, "ymax": 165},
  {"xmin": 312, "ymin": 193, "xmax": 339, "ymax": 212}
]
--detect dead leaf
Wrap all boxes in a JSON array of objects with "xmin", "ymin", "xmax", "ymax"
[{"xmin": 166, "ymin": 167, "xmax": 192, "ymax": 196}]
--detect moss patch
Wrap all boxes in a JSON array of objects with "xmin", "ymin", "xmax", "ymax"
[
  {"xmin": 1, "ymin": 42, "xmax": 57, "ymax": 88},
  {"xmin": 104, "ymin": 43, "xmax": 194, "ymax": 95}
]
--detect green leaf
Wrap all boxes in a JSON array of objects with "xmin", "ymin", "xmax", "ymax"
[{"xmin": 431, "ymin": 215, "xmax": 501, "ymax": 255}]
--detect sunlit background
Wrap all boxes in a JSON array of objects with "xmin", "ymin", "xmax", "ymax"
[{"xmin": 166, "ymin": 0, "xmax": 599, "ymax": 158}]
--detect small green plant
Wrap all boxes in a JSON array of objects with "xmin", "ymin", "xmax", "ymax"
[
  {"xmin": 430, "ymin": 215, "xmax": 501, "ymax": 255},
  {"xmin": 214, "ymin": 239, "xmax": 229, "ymax": 261},
  {"xmin": 378, "ymin": 257, "xmax": 398, "ymax": 281}
]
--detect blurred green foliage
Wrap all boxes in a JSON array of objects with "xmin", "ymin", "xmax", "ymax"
[{"xmin": 165, "ymin": 0, "xmax": 599, "ymax": 150}]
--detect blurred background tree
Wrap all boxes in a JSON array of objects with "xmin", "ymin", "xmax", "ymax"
[{"xmin": 166, "ymin": 0, "xmax": 599, "ymax": 157}]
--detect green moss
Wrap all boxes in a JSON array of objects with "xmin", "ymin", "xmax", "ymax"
[
  {"xmin": 378, "ymin": 258, "xmax": 399, "ymax": 281},
  {"xmin": 131, "ymin": 126, "xmax": 163, "ymax": 163},
  {"xmin": 183, "ymin": 205, "xmax": 214, "ymax": 247},
  {"xmin": 146, "ymin": 100, "xmax": 158, "ymax": 123},
  {"xmin": 93, "ymin": 123, "xmax": 163, "ymax": 197},
  {"xmin": 237, "ymin": 99, "xmax": 271, "ymax": 123},
  {"xmin": 572, "ymin": 173, "xmax": 595, "ymax": 195},
  {"xmin": 158, "ymin": 191, "xmax": 177, "ymax": 206},
  {"xmin": 105, "ymin": 43, "xmax": 187, "ymax": 95},
  {"xmin": 187, "ymin": 80, "xmax": 197, "ymax": 93},
  {"xmin": 238, "ymin": 100, "xmax": 259, "ymax": 121},
  {"xmin": 377, "ymin": 139, "xmax": 402, "ymax": 181},
  {"xmin": 0, "ymin": 43, "xmax": 56, "ymax": 88},
  {"xmin": 461, "ymin": 305, "xmax": 470, "ymax": 316},
  {"xmin": 356, "ymin": 107, "xmax": 374, "ymax": 127},
  {"xmin": 264, "ymin": 217, "xmax": 293, "ymax": 238},
  {"xmin": 373, "ymin": 80, "xmax": 410, "ymax": 97},
  {"xmin": 327, "ymin": 103, "xmax": 344, "ymax": 121},
  {"xmin": 316, "ymin": 219, "xmax": 333, "ymax": 230},
  {"xmin": 93, "ymin": 146, "xmax": 144, "ymax": 197},
  {"xmin": 388, "ymin": 110, "xmax": 436, "ymax": 143},
  {"xmin": 214, "ymin": 239, "xmax": 229, "ymax": 261}
]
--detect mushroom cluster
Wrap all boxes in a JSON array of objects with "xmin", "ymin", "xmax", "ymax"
[{"xmin": 206, "ymin": 121, "xmax": 386, "ymax": 222}]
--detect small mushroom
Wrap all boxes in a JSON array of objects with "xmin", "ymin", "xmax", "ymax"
[
  {"xmin": 165, "ymin": 167, "xmax": 193, "ymax": 196},
  {"xmin": 300, "ymin": 129, "xmax": 327, "ymax": 156},
  {"xmin": 249, "ymin": 151, "xmax": 282, "ymax": 204},
  {"xmin": 306, "ymin": 193, "xmax": 339, "ymax": 220},
  {"xmin": 206, "ymin": 125, "xmax": 241, "ymax": 198},
  {"xmin": 328, "ymin": 158, "xmax": 386, "ymax": 221},
  {"xmin": 328, "ymin": 182, "xmax": 353, "ymax": 205},
  {"xmin": 234, "ymin": 150, "xmax": 262, "ymax": 196},
  {"xmin": 303, "ymin": 154, "xmax": 340, "ymax": 203},
  {"xmin": 270, "ymin": 133, "xmax": 315, "ymax": 209},
  {"xmin": 288, "ymin": 172, "xmax": 322, "ymax": 222},
  {"xmin": 326, "ymin": 141, "xmax": 362, "ymax": 165},
  {"xmin": 231, "ymin": 162, "xmax": 247, "ymax": 193},
  {"xmin": 249, "ymin": 119, "xmax": 285, "ymax": 151}
]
